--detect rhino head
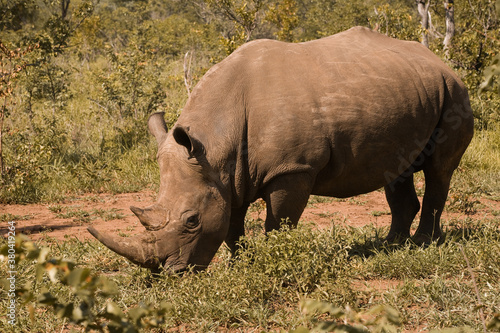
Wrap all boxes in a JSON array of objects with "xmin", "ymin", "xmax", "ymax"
[{"xmin": 88, "ymin": 112, "xmax": 231, "ymax": 272}]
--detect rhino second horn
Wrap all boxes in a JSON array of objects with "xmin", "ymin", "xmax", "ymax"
[
  {"xmin": 130, "ymin": 205, "xmax": 168, "ymax": 230},
  {"xmin": 130, "ymin": 205, "xmax": 145, "ymax": 219},
  {"xmin": 87, "ymin": 226, "xmax": 161, "ymax": 269}
]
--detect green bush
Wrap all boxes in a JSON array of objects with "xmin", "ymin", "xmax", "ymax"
[
  {"xmin": 0, "ymin": 0, "xmax": 499, "ymax": 203},
  {"xmin": 237, "ymin": 223, "xmax": 350, "ymax": 293}
]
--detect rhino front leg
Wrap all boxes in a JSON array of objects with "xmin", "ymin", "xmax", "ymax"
[
  {"xmin": 225, "ymin": 202, "xmax": 250, "ymax": 257},
  {"xmin": 263, "ymin": 173, "xmax": 313, "ymax": 233}
]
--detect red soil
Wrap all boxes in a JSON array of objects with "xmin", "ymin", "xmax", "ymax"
[{"xmin": 1, "ymin": 190, "xmax": 498, "ymax": 242}]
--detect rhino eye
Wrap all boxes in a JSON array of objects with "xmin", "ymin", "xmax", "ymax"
[{"xmin": 185, "ymin": 214, "xmax": 200, "ymax": 228}]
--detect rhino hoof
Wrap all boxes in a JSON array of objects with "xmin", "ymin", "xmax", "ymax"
[
  {"xmin": 384, "ymin": 232, "xmax": 410, "ymax": 245},
  {"xmin": 412, "ymin": 232, "xmax": 444, "ymax": 246}
]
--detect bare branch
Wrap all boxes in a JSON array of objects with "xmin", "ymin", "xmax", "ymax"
[{"xmin": 184, "ymin": 51, "xmax": 194, "ymax": 97}]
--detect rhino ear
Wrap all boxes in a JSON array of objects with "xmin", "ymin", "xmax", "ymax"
[
  {"xmin": 173, "ymin": 126, "xmax": 202, "ymax": 157},
  {"xmin": 148, "ymin": 112, "xmax": 169, "ymax": 145}
]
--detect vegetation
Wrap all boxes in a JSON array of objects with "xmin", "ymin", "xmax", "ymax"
[
  {"xmin": 0, "ymin": 0, "xmax": 498, "ymax": 203},
  {"xmin": 1, "ymin": 0, "xmax": 500, "ymax": 332},
  {"xmin": 1, "ymin": 216, "xmax": 500, "ymax": 331}
]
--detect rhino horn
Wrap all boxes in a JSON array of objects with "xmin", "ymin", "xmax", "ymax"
[
  {"xmin": 87, "ymin": 226, "xmax": 161, "ymax": 269},
  {"xmin": 148, "ymin": 112, "xmax": 168, "ymax": 145},
  {"xmin": 130, "ymin": 205, "xmax": 144, "ymax": 219},
  {"xmin": 130, "ymin": 205, "xmax": 168, "ymax": 231}
]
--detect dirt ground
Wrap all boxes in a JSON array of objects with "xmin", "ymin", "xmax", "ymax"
[{"xmin": 1, "ymin": 189, "xmax": 499, "ymax": 242}]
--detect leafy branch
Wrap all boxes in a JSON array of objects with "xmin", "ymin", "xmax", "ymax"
[{"xmin": 0, "ymin": 234, "xmax": 171, "ymax": 332}]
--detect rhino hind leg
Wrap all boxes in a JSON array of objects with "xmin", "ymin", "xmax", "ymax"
[
  {"xmin": 413, "ymin": 168, "xmax": 452, "ymax": 244},
  {"xmin": 413, "ymin": 94, "xmax": 474, "ymax": 244},
  {"xmin": 384, "ymin": 173, "xmax": 421, "ymax": 243}
]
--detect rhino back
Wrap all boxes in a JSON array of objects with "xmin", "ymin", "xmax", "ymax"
[{"xmin": 178, "ymin": 26, "xmax": 470, "ymax": 199}]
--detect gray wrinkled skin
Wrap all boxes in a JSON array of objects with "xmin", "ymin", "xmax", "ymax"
[{"xmin": 88, "ymin": 27, "xmax": 474, "ymax": 272}]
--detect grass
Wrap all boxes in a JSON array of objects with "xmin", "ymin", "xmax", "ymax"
[
  {"xmin": 1, "ymin": 215, "xmax": 498, "ymax": 332},
  {"xmin": 0, "ymin": 213, "xmax": 33, "ymax": 222},
  {"xmin": 92, "ymin": 208, "xmax": 126, "ymax": 221},
  {"xmin": 54, "ymin": 207, "xmax": 94, "ymax": 224},
  {"xmin": 370, "ymin": 210, "xmax": 391, "ymax": 217},
  {"xmin": 453, "ymin": 126, "xmax": 500, "ymax": 196},
  {"xmin": 47, "ymin": 206, "xmax": 125, "ymax": 224}
]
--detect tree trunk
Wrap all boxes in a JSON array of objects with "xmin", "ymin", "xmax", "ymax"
[
  {"xmin": 443, "ymin": 0, "xmax": 455, "ymax": 56},
  {"xmin": 416, "ymin": 0, "xmax": 431, "ymax": 48}
]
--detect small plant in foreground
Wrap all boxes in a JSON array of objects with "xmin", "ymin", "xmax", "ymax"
[{"xmin": 0, "ymin": 234, "xmax": 170, "ymax": 332}]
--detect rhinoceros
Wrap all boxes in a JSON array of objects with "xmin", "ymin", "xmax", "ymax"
[{"xmin": 88, "ymin": 27, "xmax": 473, "ymax": 272}]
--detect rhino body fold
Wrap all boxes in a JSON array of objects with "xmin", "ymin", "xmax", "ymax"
[{"xmin": 89, "ymin": 27, "xmax": 474, "ymax": 272}]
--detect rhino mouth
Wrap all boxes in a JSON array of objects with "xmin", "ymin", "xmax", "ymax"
[{"xmin": 166, "ymin": 264, "xmax": 208, "ymax": 275}]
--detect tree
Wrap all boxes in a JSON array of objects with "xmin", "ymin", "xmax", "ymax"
[
  {"xmin": 266, "ymin": 0, "xmax": 299, "ymax": 42},
  {"xmin": 415, "ymin": 0, "xmax": 455, "ymax": 53},
  {"xmin": 198, "ymin": 0, "xmax": 269, "ymax": 54},
  {"xmin": 479, "ymin": 0, "xmax": 500, "ymax": 95},
  {"xmin": 0, "ymin": 41, "xmax": 38, "ymax": 177},
  {"xmin": 416, "ymin": 0, "xmax": 431, "ymax": 47},
  {"xmin": 0, "ymin": 0, "xmax": 38, "ymax": 31},
  {"xmin": 443, "ymin": 0, "xmax": 455, "ymax": 55}
]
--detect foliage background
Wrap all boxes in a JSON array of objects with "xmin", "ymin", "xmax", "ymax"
[{"xmin": 0, "ymin": 0, "xmax": 499, "ymax": 204}]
